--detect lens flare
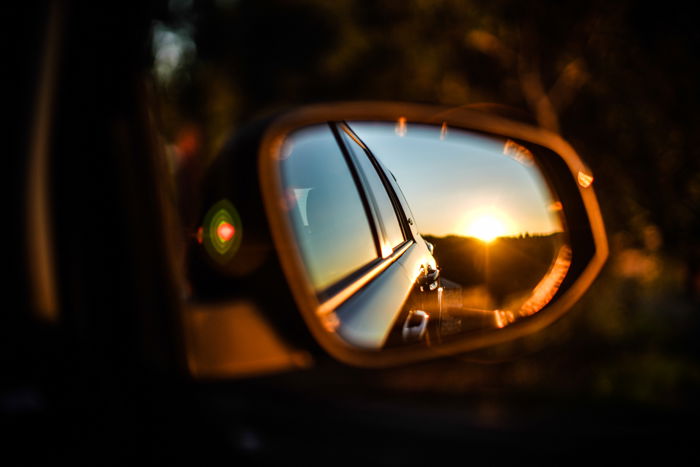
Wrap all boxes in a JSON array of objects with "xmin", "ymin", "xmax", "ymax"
[
  {"xmin": 578, "ymin": 171, "xmax": 594, "ymax": 188},
  {"xmin": 395, "ymin": 117, "xmax": 407, "ymax": 137}
]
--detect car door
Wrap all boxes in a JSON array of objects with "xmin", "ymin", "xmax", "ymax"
[
  {"xmin": 336, "ymin": 122, "xmax": 443, "ymax": 346},
  {"xmin": 278, "ymin": 122, "xmax": 440, "ymax": 350}
]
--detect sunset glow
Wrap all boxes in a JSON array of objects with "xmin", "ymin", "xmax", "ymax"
[
  {"xmin": 464, "ymin": 212, "xmax": 508, "ymax": 242},
  {"xmin": 350, "ymin": 122, "xmax": 566, "ymax": 239}
]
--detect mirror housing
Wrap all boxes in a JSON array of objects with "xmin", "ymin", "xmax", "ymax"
[{"xmin": 189, "ymin": 101, "xmax": 607, "ymax": 372}]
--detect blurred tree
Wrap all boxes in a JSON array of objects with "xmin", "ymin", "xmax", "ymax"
[{"xmin": 152, "ymin": 0, "xmax": 700, "ymax": 407}]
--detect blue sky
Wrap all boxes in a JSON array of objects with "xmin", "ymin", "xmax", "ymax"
[{"xmin": 349, "ymin": 121, "xmax": 564, "ymax": 238}]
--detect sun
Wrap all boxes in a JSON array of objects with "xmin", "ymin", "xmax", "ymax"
[{"xmin": 464, "ymin": 213, "xmax": 508, "ymax": 243}]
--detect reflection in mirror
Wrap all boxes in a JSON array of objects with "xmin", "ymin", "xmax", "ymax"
[
  {"xmin": 279, "ymin": 124, "xmax": 379, "ymax": 292},
  {"xmin": 351, "ymin": 122, "xmax": 569, "ymax": 341},
  {"xmin": 277, "ymin": 121, "xmax": 570, "ymax": 351}
]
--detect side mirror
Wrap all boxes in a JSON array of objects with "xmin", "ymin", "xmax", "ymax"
[{"xmin": 191, "ymin": 102, "xmax": 607, "ymax": 370}]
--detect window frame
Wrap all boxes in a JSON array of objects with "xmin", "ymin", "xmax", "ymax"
[
  {"xmin": 305, "ymin": 122, "xmax": 416, "ymax": 303},
  {"xmin": 335, "ymin": 122, "xmax": 412, "ymax": 254},
  {"xmin": 296, "ymin": 123, "xmax": 382, "ymax": 301}
]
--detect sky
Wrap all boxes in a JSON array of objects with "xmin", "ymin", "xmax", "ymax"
[{"xmin": 349, "ymin": 122, "xmax": 564, "ymax": 239}]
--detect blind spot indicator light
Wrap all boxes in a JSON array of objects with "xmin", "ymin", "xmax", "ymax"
[
  {"xmin": 217, "ymin": 222, "xmax": 235, "ymax": 242},
  {"xmin": 202, "ymin": 199, "xmax": 243, "ymax": 263}
]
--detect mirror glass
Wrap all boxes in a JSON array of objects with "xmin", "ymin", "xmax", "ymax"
[{"xmin": 277, "ymin": 121, "xmax": 570, "ymax": 350}]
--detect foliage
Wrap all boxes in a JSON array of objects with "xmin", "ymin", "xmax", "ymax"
[{"xmin": 153, "ymin": 0, "xmax": 700, "ymax": 410}]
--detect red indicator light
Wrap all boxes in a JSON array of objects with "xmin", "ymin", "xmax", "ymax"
[
  {"xmin": 203, "ymin": 199, "xmax": 243, "ymax": 262},
  {"xmin": 217, "ymin": 222, "xmax": 235, "ymax": 242}
]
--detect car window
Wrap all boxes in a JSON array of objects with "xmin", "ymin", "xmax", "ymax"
[
  {"xmin": 380, "ymin": 164, "xmax": 417, "ymax": 236},
  {"xmin": 340, "ymin": 128, "xmax": 406, "ymax": 253},
  {"xmin": 280, "ymin": 124, "xmax": 379, "ymax": 292}
]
